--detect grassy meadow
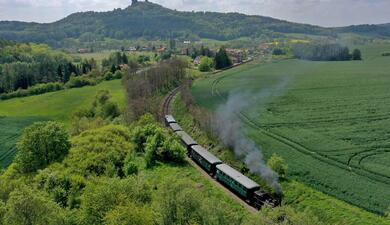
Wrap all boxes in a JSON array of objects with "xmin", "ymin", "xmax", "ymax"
[
  {"xmin": 0, "ymin": 79, "xmax": 125, "ymax": 124},
  {"xmin": 0, "ymin": 79, "xmax": 125, "ymax": 169},
  {"xmin": 192, "ymin": 43, "xmax": 390, "ymax": 214}
]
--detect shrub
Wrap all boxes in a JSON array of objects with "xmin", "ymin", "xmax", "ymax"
[
  {"xmin": 123, "ymin": 154, "xmax": 139, "ymax": 176},
  {"xmin": 386, "ymin": 206, "xmax": 390, "ymax": 219},
  {"xmin": 104, "ymin": 72, "xmax": 114, "ymax": 81},
  {"xmin": 0, "ymin": 82, "xmax": 63, "ymax": 100},
  {"xmin": 352, "ymin": 49, "xmax": 362, "ymax": 60},
  {"xmin": 34, "ymin": 168, "xmax": 86, "ymax": 208},
  {"xmin": 273, "ymin": 48, "xmax": 286, "ymax": 55},
  {"xmin": 16, "ymin": 121, "xmax": 71, "ymax": 173},
  {"xmin": 65, "ymin": 125, "xmax": 133, "ymax": 177},
  {"xmin": 113, "ymin": 70, "xmax": 124, "ymax": 79},
  {"xmin": 65, "ymin": 75, "xmax": 97, "ymax": 89},
  {"xmin": 80, "ymin": 177, "xmax": 151, "ymax": 224},
  {"xmin": 104, "ymin": 203, "xmax": 153, "ymax": 225},
  {"xmin": 3, "ymin": 186, "xmax": 66, "ymax": 225},
  {"xmin": 267, "ymin": 154, "xmax": 288, "ymax": 179},
  {"xmin": 198, "ymin": 56, "xmax": 214, "ymax": 72}
]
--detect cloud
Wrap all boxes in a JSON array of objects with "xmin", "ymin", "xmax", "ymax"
[{"xmin": 0, "ymin": 0, "xmax": 390, "ymax": 26}]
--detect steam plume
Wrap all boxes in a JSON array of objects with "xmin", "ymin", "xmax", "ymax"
[{"xmin": 215, "ymin": 78, "xmax": 291, "ymax": 194}]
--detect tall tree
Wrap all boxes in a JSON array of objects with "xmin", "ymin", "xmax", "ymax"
[
  {"xmin": 352, "ymin": 49, "xmax": 362, "ymax": 60},
  {"xmin": 16, "ymin": 122, "xmax": 71, "ymax": 173},
  {"xmin": 214, "ymin": 47, "xmax": 232, "ymax": 70}
]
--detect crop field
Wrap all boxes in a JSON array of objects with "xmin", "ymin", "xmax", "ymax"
[
  {"xmin": 0, "ymin": 116, "xmax": 45, "ymax": 168},
  {"xmin": 0, "ymin": 79, "xmax": 125, "ymax": 169},
  {"xmin": 192, "ymin": 44, "xmax": 390, "ymax": 214}
]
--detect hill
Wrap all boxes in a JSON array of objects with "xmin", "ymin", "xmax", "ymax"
[
  {"xmin": 0, "ymin": 1, "xmax": 335, "ymax": 47},
  {"xmin": 336, "ymin": 23, "xmax": 390, "ymax": 37}
]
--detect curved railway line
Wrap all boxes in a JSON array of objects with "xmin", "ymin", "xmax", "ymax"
[{"xmin": 210, "ymin": 66, "xmax": 390, "ymax": 186}]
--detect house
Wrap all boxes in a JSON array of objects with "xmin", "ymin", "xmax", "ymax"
[
  {"xmin": 77, "ymin": 48, "xmax": 90, "ymax": 54},
  {"xmin": 193, "ymin": 56, "xmax": 201, "ymax": 65},
  {"xmin": 226, "ymin": 48, "xmax": 245, "ymax": 64}
]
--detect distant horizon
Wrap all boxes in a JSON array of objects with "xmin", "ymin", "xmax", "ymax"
[{"xmin": 1, "ymin": 0, "xmax": 390, "ymax": 27}]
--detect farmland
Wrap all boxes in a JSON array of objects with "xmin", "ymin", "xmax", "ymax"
[
  {"xmin": 192, "ymin": 43, "xmax": 390, "ymax": 214},
  {"xmin": 0, "ymin": 79, "xmax": 125, "ymax": 169},
  {"xmin": 0, "ymin": 116, "xmax": 45, "ymax": 168}
]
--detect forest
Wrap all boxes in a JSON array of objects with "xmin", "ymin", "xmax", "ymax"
[
  {"xmin": 0, "ymin": 1, "xmax": 333, "ymax": 47},
  {"xmin": 0, "ymin": 42, "xmax": 95, "ymax": 94}
]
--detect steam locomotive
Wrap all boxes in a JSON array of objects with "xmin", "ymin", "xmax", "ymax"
[{"xmin": 165, "ymin": 115, "xmax": 281, "ymax": 209}]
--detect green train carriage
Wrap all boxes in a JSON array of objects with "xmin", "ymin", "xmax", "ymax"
[
  {"xmin": 216, "ymin": 164, "xmax": 260, "ymax": 202},
  {"xmin": 190, "ymin": 145, "xmax": 222, "ymax": 176}
]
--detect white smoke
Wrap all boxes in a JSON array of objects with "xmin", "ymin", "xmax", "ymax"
[{"xmin": 215, "ymin": 77, "xmax": 291, "ymax": 194}]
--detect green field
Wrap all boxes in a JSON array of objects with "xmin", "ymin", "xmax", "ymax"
[
  {"xmin": 0, "ymin": 79, "xmax": 125, "ymax": 169},
  {"xmin": 0, "ymin": 79, "xmax": 125, "ymax": 124},
  {"xmin": 192, "ymin": 44, "xmax": 390, "ymax": 214},
  {"xmin": 0, "ymin": 117, "xmax": 45, "ymax": 169}
]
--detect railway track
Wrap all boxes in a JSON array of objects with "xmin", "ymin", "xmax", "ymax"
[
  {"xmin": 160, "ymin": 84, "xmax": 258, "ymax": 213},
  {"xmin": 161, "ymin": 86, "xmax": 181, "ymax": 121}
]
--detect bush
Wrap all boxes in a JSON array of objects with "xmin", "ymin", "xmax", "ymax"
[
  {"xmin": 352, "ymin": 49, "xmax": 362, "ymax": 60},
  {"xmin": 267, "ymin": 154, "xmax": 288, "ymax": 179},
  {"xmin": 16, "ymin": 121, "xmax": 71, "ymax": 173},
  {"xmin": 273, "ymin": 48, "xmax": 286, "ymax": 55},
  {"xmin": 65, "ymin": 125, "xmax": 133, "ymax": 177},
  {"xmin": 113, "ymin": 70, "xmax": 124, "ymax": 79},
  {"xmin": 0, "ymin": 82, "xmax": 64, "ymax": 100},
  {"xmin": 386, "ymin": 206, "xmax": 390, "ymax": 219},
  {"xmin": 65, "ymin": 75, "xmax": 97, "ymax": 89},
  {"xmin": 104, "ymin": 72, "xmax": 114, "ymax": 81},
  {"xmin": 382, "ymin": 52, "xmax": 390, "ymax": 57},
  {"xmin": 104, "ymin": 203, "xmax": 153, "ymax": 225},
  {"xmin": 123, "ymin": 154, "xmax": 139, "ymax": 176},
  {"xmin": 80, "ymin": 177, "xmax": 151, "ymax": 224},
  {"xmin": 34, "ymin": 168, "xmax": 86, "ymax": 208},
  {"xmin": 3, "ymin": 186, "xmax": 66, "ymax": 225},
  {"xmin": 198, "ymin": 56, "xmax": 214, "ymax": 72}
]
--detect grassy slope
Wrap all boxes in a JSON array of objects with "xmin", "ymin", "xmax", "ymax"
[
  {"xmin": 0, "ymin": 79, "xmax": 125, "ymax": 169},
  {"xmin": 0, "ymin": 117, "xmax": 45, "ymax": 168},
  {"xmin": 0, "ymin": 79, "xmax": 125, "ymax": 124},
  {"xmin": 172, "ymin": 95, "xmax": 390, "ymax": 225}
]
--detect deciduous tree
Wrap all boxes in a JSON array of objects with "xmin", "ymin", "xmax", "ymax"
[
  {"xmin": 16, "ymin": 122, "xmax": 70, "ymax": 173},
  {"xmin": 267, "ymin": 154, "xmax": 288, "ymax": 179}
]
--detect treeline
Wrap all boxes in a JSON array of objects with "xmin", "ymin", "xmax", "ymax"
[
  {"xmin": 0, "ymin": 43, "xmax": 157, "ymax": 100},
  {"xmin": 292, "ymin": 42, "xmax": 362, "ymax": 61},
  {"xmin": 0, "ymin": 42, "xmax": 96, "ymax": 94},
  {"xmin": 123, "ymin": 58, "xmax": 187, "ymax": 121}
]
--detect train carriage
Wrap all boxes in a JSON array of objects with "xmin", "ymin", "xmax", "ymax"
[
  {"xmin": 164, "ymin": 115, "xmax": 176, "ymax": 126},
  {"xmin": 169, "ymin": 122, "xmax": 183, "ymax": 132},
  {"xmin": 191, "ymin": 145, "xmax": 222, "ymax": 176},
  {"xmin": 176, "ymin": 131, "xmax": 198, "ymax": 154},
  {"xmin": 216, "ymin": 164, "xmax": 260, "ymax": 202}
]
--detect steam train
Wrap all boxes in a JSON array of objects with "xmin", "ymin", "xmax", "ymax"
[{"xmin": 165, "ymin": 115, "xmax": 281, "ymax": 209}]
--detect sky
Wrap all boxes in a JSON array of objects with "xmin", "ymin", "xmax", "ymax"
[{"xmin": 0, "ymin": 0, "xmax": 390, "ymax": 27}]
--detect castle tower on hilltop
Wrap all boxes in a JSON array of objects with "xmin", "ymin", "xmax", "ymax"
[{"xmin": 132, "ymin": 0, "xmax": 138, "ymax": 5}]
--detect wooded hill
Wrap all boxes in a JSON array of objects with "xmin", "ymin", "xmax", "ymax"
[{"xmin": 0, "ymin": 1, "xmax": 335, "ymax": 47}]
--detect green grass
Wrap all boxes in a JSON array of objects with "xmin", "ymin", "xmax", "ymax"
[
  {"xmin": 0, "ymin": 79, "xmax": 125, "ymax": 124},
  {"xmin": 0, "ymin": 79, "xmax": 125, "ymax": 169},
  {"xmin": 172, "ymin": 95, "xmax": 390, "ymax": 225},
  {"xmin": 0, "ymin": 116, "xmax": 45, "ymax": 169},
  {"xmin": 192, "ymin": 43, "xmax": 390, "ymax": 214}
]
